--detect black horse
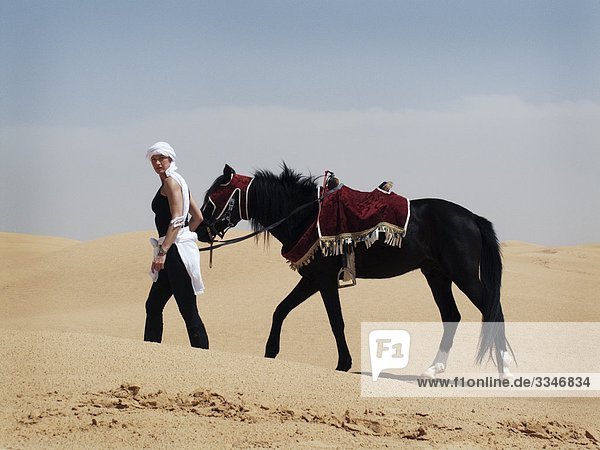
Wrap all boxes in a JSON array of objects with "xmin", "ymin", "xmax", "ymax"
[{"xmin": 197, "ymin": 164, "xmax": 513, "ymax": 378}]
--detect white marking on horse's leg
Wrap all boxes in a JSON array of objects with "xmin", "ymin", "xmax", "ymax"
[
  {"xmin": 421, "ymin": 350, "xmax": 449, "ymax": 379},
  {"xmin": 499, "ymin": 350, "xmax": 514, "ymax": 380},
  {"xmin": 501, "ymin": 350, "xmax": 512, "ymax": 366}
]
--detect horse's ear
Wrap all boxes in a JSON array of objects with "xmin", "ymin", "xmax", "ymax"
[{"xmin": 223, "ymin": 164, "xmax": 236, "ymax": 178}]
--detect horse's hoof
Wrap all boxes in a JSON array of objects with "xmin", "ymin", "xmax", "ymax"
[
  {"xmin": 499, "ymin": 370, "xmax": 515, "ymax": 381},
  {"xmin": 421, "ymin": 363, "xmax": 445, "ymax": 379},
  {"xmin": 264, "ymin": 348, "xmax": 278, "ymax": 359},
  {"xmin": 336, "ymin": 360, "xmax": 352, "ymax": 372},
  {"xmin": 264, "ymin": 339, "xmax": 279, "ymax": 358},
  {"xmin": 420, "ymin": 369, "xmax": 436, "ymax": 379}
]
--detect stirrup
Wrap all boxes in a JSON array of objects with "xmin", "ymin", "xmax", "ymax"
[{"xmin": 337, "ymin": 267, "xmax": 356, "ymax": 289}]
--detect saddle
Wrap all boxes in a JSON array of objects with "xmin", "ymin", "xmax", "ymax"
[{"xmin": 282, "ymin": 176, "xmax": 410, "ymax": 287}]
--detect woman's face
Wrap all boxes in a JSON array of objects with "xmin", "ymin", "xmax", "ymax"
[{"xmin": 150, "ymin": 154, "xmax": 171, "ymax": 175}]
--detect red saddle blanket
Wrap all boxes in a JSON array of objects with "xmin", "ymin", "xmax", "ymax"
[{"xmin": 282, "ymin": 185, "xmax": 410, "ymax": 269}]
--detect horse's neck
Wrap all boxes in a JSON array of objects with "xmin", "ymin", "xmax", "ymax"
[{"xmin": 247, "ymin": 178, "xmax": 317, "ymax": 247}]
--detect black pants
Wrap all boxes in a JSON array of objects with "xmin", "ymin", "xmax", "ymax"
[{"xmin": 144, "ymin": 245, "xmax": 209, "ymax": 348}]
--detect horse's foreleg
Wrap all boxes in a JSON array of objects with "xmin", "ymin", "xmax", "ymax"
[
  {"xmin": 265, "ymin": 276, "xmax": 318, "ymax": 359},
  {"xmin": 319, "ymin": 278, "xmax": 352, "ymax": 372},
  {"xmin": 422, "ymin": 269, "xmax": 461, "ymax": 378}
]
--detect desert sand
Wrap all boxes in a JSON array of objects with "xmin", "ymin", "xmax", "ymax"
[{"xmin": 1, "ymin": 230, "xmax": 600, "ymax": 448}]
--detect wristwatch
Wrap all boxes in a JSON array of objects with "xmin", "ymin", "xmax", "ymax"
[{"xmin": 158, "ymin": 245, "xmax": 168, "ymax": 256}]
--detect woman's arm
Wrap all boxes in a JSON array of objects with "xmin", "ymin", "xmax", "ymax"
[
  {"xmin": 188, "ymin": 193, "xmax": 204, "ymax": 232},
  {"xmin": 151, "ymin": 177, "xmax": 183, "ymax": 273}
]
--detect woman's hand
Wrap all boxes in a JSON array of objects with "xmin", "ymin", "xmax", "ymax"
[{"xmin": 151, "ymin": 253, "xmax": 167, "ymax": 273}]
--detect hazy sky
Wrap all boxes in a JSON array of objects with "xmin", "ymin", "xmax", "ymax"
[{"xmin": 1, "ymin": 1, "xmax": 599, "ymax": 246}]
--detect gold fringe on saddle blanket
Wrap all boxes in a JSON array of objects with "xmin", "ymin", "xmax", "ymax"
[{"xmin": 281, "ymin": 183, "xmax": 410, "ymax": 270}]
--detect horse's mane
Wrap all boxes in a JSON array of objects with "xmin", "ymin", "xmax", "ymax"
[{"xmin": 249, "ymin": 164, "xmax": 319, "ymax": 244}]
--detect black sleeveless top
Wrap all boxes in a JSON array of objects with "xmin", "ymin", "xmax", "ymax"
[
  {"xmin": 152, "ymin": 186, "xmax": 171, "ymax": 236},
  {"xmin": 152, "ymin": 184, "xmax": 190, "ymax": 236}
]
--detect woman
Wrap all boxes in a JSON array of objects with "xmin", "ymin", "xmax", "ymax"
[{"xmin": 144, "ymin": 141, "xmax": 209, "ymax": 349}]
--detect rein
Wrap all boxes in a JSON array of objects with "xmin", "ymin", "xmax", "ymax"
[{"xmin": 199, "ymin": 171, "xmax": 341, "ymax": 266}]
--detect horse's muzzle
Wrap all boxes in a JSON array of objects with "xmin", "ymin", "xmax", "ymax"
[{"xmin": 194, "ymin": 221, "xmax": 216, "ymax": 243}]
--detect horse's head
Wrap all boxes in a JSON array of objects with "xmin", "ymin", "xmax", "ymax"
[{"xmin": 196, "ymin": 164, "xmax": 253, "ymax": 243}]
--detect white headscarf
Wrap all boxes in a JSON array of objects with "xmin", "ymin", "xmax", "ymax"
[{"xmin": 146, "ymin": 142, "xmax": 190, "ymax": 228}]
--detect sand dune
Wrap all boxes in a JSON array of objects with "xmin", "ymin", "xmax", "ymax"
[
  {"xmin": 2, "ymin": 231, "xmax": 600, "ymax": 448},
  {"xmin": 0, "ymin": 232, "xmax": 79, "ymax": 259}
]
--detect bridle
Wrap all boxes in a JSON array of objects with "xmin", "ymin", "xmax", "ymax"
[
  {"xmin": 199, "ymin": 171, "xmax": 341, "ymax": 266},
  {"xmin": 214, "ymin": 195, "xmax": 239, "ymax": 238},
  {"xmin": 200, "ymin": 173, "xmax": 252, "ymax": 239}
]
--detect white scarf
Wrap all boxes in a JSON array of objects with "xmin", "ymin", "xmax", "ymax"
[{"xmin": 146, "ymin": 141, "xmax": 190, "ymax": 226}]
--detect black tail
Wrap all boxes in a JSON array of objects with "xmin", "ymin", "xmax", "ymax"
[{"xmin": 474, "ymin": 215, "xmax": 512, "ymax": 365}]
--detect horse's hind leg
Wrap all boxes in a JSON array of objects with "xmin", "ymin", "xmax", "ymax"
[
  {"xmin": 319, "ymin": 276, "xmax": 352, "ymax": 372},
  {"xmin": 453, "ymin": 275, "xmax": 513, "ymax": 378},
  {"xmin": 265, "ymin": 276, "xmax": 319, "ymax": 359},
  {"xmin": 421, "ymin": 267, "xmax": 461, "ymax": 378}
]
